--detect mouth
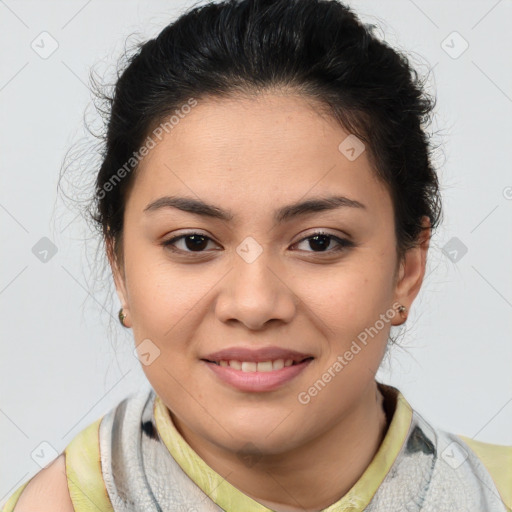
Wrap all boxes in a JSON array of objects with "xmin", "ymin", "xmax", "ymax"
[
  {"xmin": 200, "ymin": 356, "xmax": 315, "ymax": 392},
  {"xmin": 201, "ymin": 356, "xmax": 314, "ymax": 371}
]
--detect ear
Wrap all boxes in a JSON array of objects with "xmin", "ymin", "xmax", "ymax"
[
  {"xmin": 106, "ymin": 235, "xmax": 132, "ymax": 328},
  {"xmin": 390, "ymin": 216, "xmax": 431, "ymax": 326}
]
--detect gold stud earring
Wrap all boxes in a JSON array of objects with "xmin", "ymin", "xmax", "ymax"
[
  {"xmin": 118, "ymin": 308, "xmax": 128, "ymax": 327},
  {"xmin": 397, "ymin": 304, "xmax": 408, "ymax": 322}
]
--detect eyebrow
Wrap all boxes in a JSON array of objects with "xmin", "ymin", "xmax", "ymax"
[{"xmin": 143, "ymin": 194, "xmax": 366, "ymax": 223}]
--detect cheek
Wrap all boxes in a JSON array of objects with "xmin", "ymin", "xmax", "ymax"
[
  {"xmin": 293, "ymin": 255, "xmax": 396, "ymax": 370},
  {"xmin": 301, "ymin": 262, "xmax": 394, "ymax": 330},
  {"xmin": 122, "ymin": 241, "xmax": 207, "ymax": 340}
]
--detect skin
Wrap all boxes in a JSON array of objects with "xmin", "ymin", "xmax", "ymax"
[
  {"xmin": 13, "ymin": 454, "xmax": 74, "ymax": 512},
  {"xmin": 108, "ymin": 92, "xmax": 430, "ymax": 512}
]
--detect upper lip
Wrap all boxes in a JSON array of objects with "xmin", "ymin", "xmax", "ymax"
[{"xmin": 201, "ymin": 346, "xmax": 314, "ymax": 363}]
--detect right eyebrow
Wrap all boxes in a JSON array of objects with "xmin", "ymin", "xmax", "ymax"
[{"xmin": 143, "ymin": 194, "xmax": 366, "ymax": 223}]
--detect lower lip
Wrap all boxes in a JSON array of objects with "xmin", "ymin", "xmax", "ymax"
[{"xmin": 202, "ymin": 359, "xmax": 313, "ymax": 392}]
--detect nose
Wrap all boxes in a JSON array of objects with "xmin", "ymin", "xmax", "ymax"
[{"xmin": 214, "ymin": 251, "xmax": 297, "ymax": 330}]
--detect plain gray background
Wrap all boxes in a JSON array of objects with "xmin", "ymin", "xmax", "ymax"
[{"xmin": 1, "ymin": 0, "xmax": 511, "ymax": 504}]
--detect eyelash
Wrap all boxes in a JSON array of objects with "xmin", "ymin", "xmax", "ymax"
[{"xmin": 161, "ymin": 231, "xmax": 354, "ymax": 256}]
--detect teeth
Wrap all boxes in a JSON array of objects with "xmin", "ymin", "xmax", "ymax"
[
  {"xmin": 257, "ymin": 361, "xmax": 273, "ymax": 372},
  {"xmin": 272, "ymin": 359, "xmax": 284, "ymax": 370},
  {"xmin": 228, "ymin": 360, "xmax": 242, "ymax": 370},
  {"xmin": 241, "ymin": 361, "xmax": 257, "ymax": 372},
  {"xmin": 211, "ymin": 358, "xmax": 304, "ymax": 371}
]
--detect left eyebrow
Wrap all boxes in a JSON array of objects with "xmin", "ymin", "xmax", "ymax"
[{"xmin": 143, "ymin": 194, "xmax": 366, "ymax": 223}]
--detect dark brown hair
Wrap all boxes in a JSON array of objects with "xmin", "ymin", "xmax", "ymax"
[
  {"xmin": 88, "ymin": 0, "xmax": 441, "ymax": 274},
  {"xmin": 59, "ymin": 0, "xmax": 443, "ymax": 346}
]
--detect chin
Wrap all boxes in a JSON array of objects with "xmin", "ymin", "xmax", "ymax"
[
  {"xmin": 216, "ymin": 417, "xmax": 304, "ymax": 455},
  {"xmin": 225, "ymin": 432, "xmax": 298, "ymax": 458}
]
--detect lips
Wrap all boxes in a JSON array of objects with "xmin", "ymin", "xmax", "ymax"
[
  {"xmin": 201, "ymin": 346, "xmax": 314, "ymax": 364},
  {"xmin": 200, "ymin": 346, "xmax": 315, "ymax": 391},
  {"xmin": 201, "ymin": 349, "xmax": 314, "ymax": 392}
]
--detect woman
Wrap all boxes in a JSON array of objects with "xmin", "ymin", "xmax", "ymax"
[{"xmin": 4, "ymin": 0, "xmax": 510, "ymax": 510}]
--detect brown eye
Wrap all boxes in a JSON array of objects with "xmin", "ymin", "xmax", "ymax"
[
  {"xmin": 162, "ymin": 233, "xmax": 217, "ymax": 253},
  {"xmin": 293, "ymin": 231, "xmax": 353, "ymax": 253},
  {"xmin": 162, "ymin": 230, "xmax": 354, "ymax": 257}
]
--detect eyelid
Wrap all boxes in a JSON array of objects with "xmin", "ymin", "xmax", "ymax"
[
  {"xmin": 164, "ymin": 227, "xmax": 349, "ymax": 243},
  {"xmin": 293, "ymin": 230, "xmax": 353, "ymax": 252},
  {"xmin": 162, "ymin": 229, "xmax": 353, "ymax": 255},
  {"xmin": 294, "ymin": 228, "xmax": 351, "ymax": 243},
  {"xmin": 161, "ymin": 228, "xmax": 214, "ymax": 244}
]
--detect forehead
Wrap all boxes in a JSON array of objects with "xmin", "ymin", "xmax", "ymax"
[
  {"xmin": 126, "ymin": 93, "xmax": 391, "ymax": 221},
  {"xmin": 155, "ymin": 92, "xmax": 352, "ymax": 165}
]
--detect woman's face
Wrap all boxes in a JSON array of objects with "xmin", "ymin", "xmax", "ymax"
[{"xmin": 111, "ymin": 93, "xmax": 427, "ymax": 456}]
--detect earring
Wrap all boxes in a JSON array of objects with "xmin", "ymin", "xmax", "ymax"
[
  {"xmin": 397, "ymin": 304, "xmax": 408, "ymax": 322},
  {"xmin": 118, "ymin": 307, "xmax": 128, "ymax": 327}
]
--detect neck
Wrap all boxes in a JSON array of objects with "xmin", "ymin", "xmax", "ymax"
[{"xmin": 172, "ymin": 381, "xmax": 390, "ymax": 512}]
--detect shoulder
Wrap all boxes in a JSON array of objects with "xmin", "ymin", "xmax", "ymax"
[
  {"xmin": 11, "ymin": 453, "xmax": 74, "ymax": 512},
  {"xmin": 456, "ymin": 434, "xmax": 512, "ymax": 510},
  {"xmin": 2, "ymin": 416, "xmax": 111, "ymax": 512},
  {"xmin": 3, "ymin": 389, "xmax": 155, "ymax": 512}
]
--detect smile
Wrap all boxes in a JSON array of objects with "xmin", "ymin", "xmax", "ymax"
[
  {"xmin": 203, "ymin": 357, "xmax": 313, "ymax": 372},
  {"xmin": 201, "ymin": 357, "xmax": 314, "ymax": 392}
]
